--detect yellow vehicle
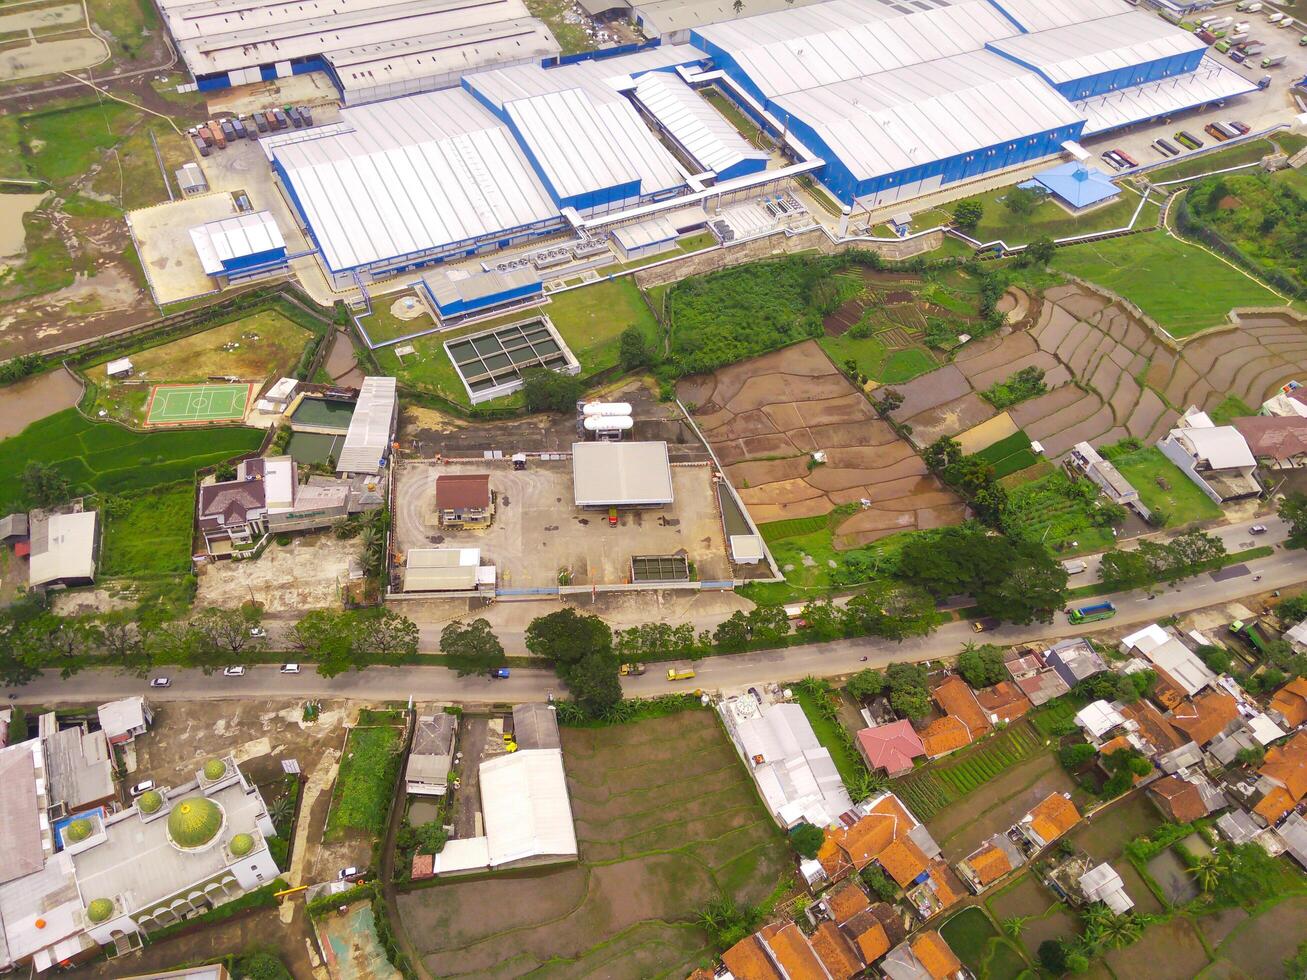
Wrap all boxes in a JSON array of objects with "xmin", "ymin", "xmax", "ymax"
[
  {"xmin": 666, "ymin": 668, "xmax": 697, "ymax": 682},
  {"xmin": 620, "ymin": 662, "xmax": 646, "ymax": 676}
]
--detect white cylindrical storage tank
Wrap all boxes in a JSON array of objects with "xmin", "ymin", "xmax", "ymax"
[
  {"xmin": 581, "ymin": 402, "xmax": 633, "ymax": 417},
  {"xmin": 584, "ymin": 415, "xmax": 634, "ymax": 432}
]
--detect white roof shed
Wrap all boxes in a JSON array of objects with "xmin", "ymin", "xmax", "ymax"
[
  {"xmin": 479, "ymin": 748, "xmax": 578, "ymax": 867},
  {"xmin": 632, "ymin": 72, "xmax": 768, "ymax": 176},
  {"xmin": 337, "ymin": 376, "xmax": 397, "ymax": 475},
  {"xmin": 188, "ymin": 211, "xmax": 286, "ymax": 276}
]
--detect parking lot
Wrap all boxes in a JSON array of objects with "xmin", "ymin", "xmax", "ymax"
[
  {"xmin": 1083, "ymin": 8, "xmax": 1307, "ymax": 169},
  {"xmin": 393, "ymin": 459, "xmax": 732, "ymax": 588}
]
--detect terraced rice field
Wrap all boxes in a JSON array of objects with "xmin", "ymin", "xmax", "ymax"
[
  {"xmin": 885, "ymin": 283, "xmax": 1307, "ymax": 462},
  {"xmin": 679, "ymin": 340, "xmax": 966, "ymax": 547},
  {"xmin": 892, "ymin": 723, "xmax": 1042, "ymax": 821}
]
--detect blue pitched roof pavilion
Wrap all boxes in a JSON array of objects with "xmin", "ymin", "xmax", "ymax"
[{"xmin": 1021, "ymin": 161, "xmax": 1120, "ymax": 212}]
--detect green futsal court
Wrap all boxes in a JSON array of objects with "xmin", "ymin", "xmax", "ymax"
[{"xmin": 144, "ymin": 383, "xmax": 254, "ymax": 426}]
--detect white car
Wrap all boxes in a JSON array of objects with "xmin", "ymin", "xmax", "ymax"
[
  {"xmin": 280, "ymin": 663, "xmax": 300, "ymax": 674},
  {"xmin": 249, "ymin": 626, "xmax": 267, "ymax": 638},
  {"xmin": 149, "ymin": 677, "xmax": 171, "ymax": 688},
  {"xmin": 130, "ymin": 780, "xmax": 155, "ymax": 796},
  {"xmin": 223, "ymin": 666, "xmax": 246, "ymax": 677}
]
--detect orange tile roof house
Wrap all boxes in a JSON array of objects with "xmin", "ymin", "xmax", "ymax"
[
  {"xmin": 956, "ymin": 834, "xmax": 1026, "ymax": 893},
  {"xmin": 841, "ymin": 910, "xmax": 891, "ymax": 965},
  {"xmin": 1270, "ymin": 677, "xmax": 1307, "ymax": 728},
  {"xmin": 882, "ymin": 930, "xmax": 964, "ymax": 980},
  {"xmin": 919, "ymin": 716, "xmax": 972, "ymax": 759},
  {"xmin": 976, "ymin": 681, "xmax": 1033, "ymax": 724},
  {"xmin": 932, "ymin": 675, "xmax": 993, "ymax": 738},
  {"xmin": 1254, "ymin": 730, "xmax": 1307, "ymax": 826},
  {"xmin": 877, "ymin": 836, "xmax": 930, "ymax": 888},
  {"xmin": 1120, "ymin": 699, "xmax": 1188, "ymax": 755},
  {"xmin": 809, "ymin": 920, "xmax": 864, "ymax": 979},
  {"xmin": 723, "ymin": 919, "xmax": 865, "ymax": 980},
  {"xmin": 1170, "ymin": 689, "xmax": 1240, "ymax": 747},
  {"xmin": 1149, "ymin": 775, "xmax": 1212, "ymax": 824},
  {"xmin": 825, "ymin": 880, "xmax": 870, "ymax": 925},
  {"xmin": 1018, "ymin": 793, "xmax": 1082, "ymax": 848},
  {"xmin": 857, "ymin": 720, "xmax": 927, "ymax": 777}
]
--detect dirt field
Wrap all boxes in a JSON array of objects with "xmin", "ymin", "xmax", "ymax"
[
  {"xmin": 678, "ymin": 340, "xmax": 965, "ymax": 546},
  {"xmin": 196, "ymin": 533, "xmax": 362, "ymax": 612},
  {"xmin": 882, "ymin": 283, "xmax": 1307, "ymax": 463},
  {"xmin": 1104, "ymin": 916, "xmax": 1211, "ymax": 979},
  {"xmin": 1207, "ymin": 894, "xmax": 1307, "ymax": 977},
  {"xmin": 392, "ymin": 458, "xmax": 731, "ymax": 587},
  {"xmin": 396, "ymin": 710, "xmax": 792, "ymax": 978}
]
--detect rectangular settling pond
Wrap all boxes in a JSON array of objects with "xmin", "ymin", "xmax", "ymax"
[{"xmin": 444, "ymin": 317, "xmax": 579, "ymax": 403}]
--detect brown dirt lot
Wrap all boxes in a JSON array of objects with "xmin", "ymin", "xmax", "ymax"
[
  {"xmin": 1206, "ymin": 894, "xmax": 1307, "ymax": 979},
  {"xmin": 680, "ymin": 341, "xmax": 965, "ymax": 544},
  {"xmin": 396, "ymin": 710, "xmax": 793, "ymax": 979},
  {"xmin": 1104, "ymin": 916, "xmax": 1211, "ymax": 979}
]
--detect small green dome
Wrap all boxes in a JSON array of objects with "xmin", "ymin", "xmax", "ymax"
[
  {"xmin": 202, "ymin": 758, "xmax": 228, "ymax": 781},
  {"xmin": 65, "ymin": 818, "xmax": 93, "ymax": 844},
  {"xmin": 229, "ymin": 833, "xmax": 255, "ymax": 857},
  {"xmin": 86, "ymin": 898, "xmax": 114, "ymax": 923},
  {"xmin": 167, "ymin": 797, "xmax": 224, "ymax": 849},
  {"xmin": 137, "ymin": 790, "xmax": 163, "ymax": 814}
]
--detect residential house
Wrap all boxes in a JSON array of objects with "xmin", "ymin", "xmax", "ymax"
[
  {"xmin": 882, "ymin": 931, "xmax": 963, "ymax": 980},
  {"xmin": 856, "ymin": 720, "xmax": 925, "ymax": 777},
  {"xmin": 28, "ymin": 509, "xmax": 98, "ymax": 589},
  {"xmin": 1121, "ymin": 624, "xmax": 1217, "ymax": 706},
  {"xmin": 976, "ymin": 682, "xmax": 1033, "ymax": 724},
  {"xmin": 1216, "ymin": 808, "xmax": 1265, "ymax": 845},
  {"xmin": 918, "ymin": 716, "xmax": 972, "ymax": 760},
  {"xmin": 808, "ymin": 920, "xmax": 864, "ymax": 978},
  {"xmin": 1156, "ymin": 741, "xmax": 1204, "ymax": 775},
  {"xmin": 1208, "ymin": 712, "xmax": 1287, "ymax": 767},
  {"xmin": 722, "ymin": 920, "xmax": 858, "ymax": 980},
  {"xmin": 1287, "ymin": 620, "xmax": 1307, "ymax": 656},
  {"xmin": 1252, "ymin": 730, "xmax": 1307, "ymax": 826},
  {"xmin": 1269, "ymin": 677, "xmax": 1307, "ymax": 728},
  {"xmin": 1260, "ymin": 383, "xmax": 1307, "ymax": 418},
  {"xmin": 96, "ymin": 698, "xmax": 152, "ymax": 747},
  {"xmin": 434, "ymin": 474, "xmax": 493, "ymax": 528},
  {"xmin": 1075, "ymin": 700, "xmax": 1127, "ymax": 745},
  {"xmin": 1119, "ymin": 699, "xmax": 1187, "ymax": 757},
  {"xmin": 405, "ymin": 714, "xmax": 458, "ymax": 797},
  {"xmin": 1230, "ymin": 415, "xmax": 1307, "ymax": 469},
  {"xmin": 932, "ymin": 676, "xmax": 992, "ymax": 737},
  {"xmin": 1046, "ymin": 638, "xmax": 1106, "ymax": 689},
  {"xmin": 1068, "ymin": 441, "xmax": 1146, "ymax": 515},
  {"xmin": 1004, "ymin": 648, "xmax": 1046, "ymax": 681},
  {"xmin": 1170, "ymin": 689, "xmax": 1240, "ymax": 748},
  {"xmin": 719, "ymin": 693, "xmax": 852, "ymax": 830},
  {"xmin": 1157, "ymin": 409, "xmax": 1260, "ymax": 503},
  {"xmin": 1078, "ymin": 863, "xmax": 1133, "ymax": 914},
  {"xmin": 0, "ymin": 513, "xmax": 28, "ymax": 545},
  {"xmin": 1148, "ymin": 774, "xmax": 1225, "ymax": 823},
  {"xmin": 956, "ymin": 834, "xmax": 1025, "ymax": 894},
  {"xmin": 1004, "ymin": 647, "xmax": 1070, "ymax": 706},
  {"xmin": 1278, "ymin": 811, "xmax": 1307, "ymax": 872},
  {"xmin": 1017, "ymin": 793, "xmax": 1082, "ymax": 850},
  {"xmin": 840, "ymin": 909, "xmax": 892, "ymax": 967},
  {"xmin": 824, "ymin": 880, "xmax": 870, "ymax": 925},
  {"xmin": 40, "ymin": 714, "xmax": 115, "ymax": 817}
]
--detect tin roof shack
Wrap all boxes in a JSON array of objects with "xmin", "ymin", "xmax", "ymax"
[
  {"xmin": 28, "ymin": 510, "xmax": 98, "ymax": 589},
  {"xmin": 96, "ymin": 698, "xmax": 152, "ymax": 747},
  {"xmin": 406, "ymin": 714, "xmax": 458, "ymax": 797}
]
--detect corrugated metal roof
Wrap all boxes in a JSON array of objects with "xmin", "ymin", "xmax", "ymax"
[
  {"xmin": 28, "ymin": 511, "xmax": 97, "ymax": 587},
  {"xmin": 571, "ymin": 441, "xmax": 674, "ymax": 506},
  {"xmin": 773, "ymin": 51, "xmax": 1083, "ymax": 183},
  {"xmin": 1075, "ymin": 58, "xmax": 1257, "ymax": 134},
  {"xmin": 633, "ymin": 72, "xmax": 768, "ymax": 175},
  {"xmin": 466, "ymin": 44, "xmax": 706, "ymax": 107},
  {"xmin": 694, "ymin": 0, "xmax": 1018, "ymax": 99},
  {"xmin": 480, "ymin": 749, "xmax": 577, "ymax": 867},
  {"xmin": 188, "ymin": 211, "xmax": 286, "ymax": 275},
  {"xmin": 989, "ymin": 0, "xmax": 1131, "ymax": 33},
  {"xmin": 987, "ymin": 11, "xmax": 1204, "ymax": 84},
  {"xmin": 634, "ymin": 0, "xmax": 828, "ymax": 37},
  {"xmin": 337, "ymin": 376, "xmax": 397, "ymax": 475},
  {"xmin": 273, "ymin": 88, "xmax": 557, "ymax": 273}
]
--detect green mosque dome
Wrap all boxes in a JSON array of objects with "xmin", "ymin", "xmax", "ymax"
[
  {"xmin": 86, "ymin": 898, "xmax": 114, "ymax": 923},
  {"xmin": 137, "ymin": 790, "xmax": 163, "ymax": 814},
  {"xmin": 167, "ymin": 796, "xmax": 224, "ymax": 849},
  {"xmin": 202, "ymin": 758, "xmax": 228, "ymax": 781},
  {"xmin": 229, "ymin": 833, "xmax": 255, "ymax": 857},
  {"xmin": 64, "ymin": 818, "xmax": 93, "ymax": 844}
]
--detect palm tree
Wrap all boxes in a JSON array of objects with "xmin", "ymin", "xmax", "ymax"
[
  {"xmin": 1002, "ymin": 915, "xmax": 1028, "ymax": 939},
  {"xmin": 847, "ymin": 770, "xmax": 882, "ymax": 803},
  {"xmin": 268, "ymin": 794, "xmax": 295, "ymax": 827},
  {"xmin": 1095, "ymin": 913, "xmax": 1143, "ymax": 950},
  {"xmin": 1188, "ymin": 852, "xmax": 1229, "ymax": 894}
]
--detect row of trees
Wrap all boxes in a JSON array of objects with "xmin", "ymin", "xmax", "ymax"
[{"xmin": 1097, "ymin": 528, "xmax": 1227, "ymax": 593}]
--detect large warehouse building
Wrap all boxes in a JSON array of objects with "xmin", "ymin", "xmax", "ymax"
[{"xmin": 248, "ymin": 0, "xmax": 1254, "ymax": 282}]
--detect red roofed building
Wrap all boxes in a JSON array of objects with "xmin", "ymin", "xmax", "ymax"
[
  {"xmin": 1254, "ymin": 730, "xmax": 1307, "ymax": 826},
  {"xmin": 1171, "ymin": 689, "xmax": 1240, "ymax": 747},
  {"xmin": 1270, "ymin": 677, "xmax": 1307, "ymax": 729},
  {"xmin": 976, "ymin": 681, "xmax": 1033, "ymax": 724},
  {"xmin": 932, "ymin": 675, "xmax": 992, "ymax": 739},
  {"xmin": 857, "ymin": 720, "xmax": 926, "ymax": 777}
]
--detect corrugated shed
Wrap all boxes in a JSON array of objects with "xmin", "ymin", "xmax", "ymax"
[
  {"xmin": 480, "ymin": 749, "xmax": 578, "ymax": 866},
  {"xmin": 337, "ymin": 376, "xmax": 397, "ymax": 475},
  {"xmin": 632, "ymin": 72, "xmax": 768, "ymax": 175}
]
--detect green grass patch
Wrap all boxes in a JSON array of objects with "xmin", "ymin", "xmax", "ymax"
[
  {"xmin": 1052, "ymin": 231, "xmax": 1283, "ymax": 338},
  {"xmin": 98, "ymin": 483, "xmax": 194, "ymax": 579},
  {"xmin": 1003, "ymin": 471, "xmax": 1116, "ymax": 555},
  {"xmin": 523, "ymin": 0, "xmax": 590, "ymax": 53},
  {"xmin": 794, "ymin": 688, "xmax": 864, "ymax": 787},
  {"xmin": 940, "ymin": 907, "xmax": 1001, "ymax": 973},
  {"xmin": 1209, "ymin": 394, "xmax": 1256, "ymax": 425},
  {"xmin": 819, "ymin": 333, "xmax": 937, "ymax": 385},
  {"xmin": 1145, "ymin": 139, "xmax": 1278, "ymax": 184},
  {"xmin": 1111, "ymin": 447, "xmax": 1222, "ymax": 527},
  {"xmin": 964, "ymin": 184, "xmax": 1157, "ymax": 245},
  {"xmin": 1184, "ymin": 170, "xmax": 1307, "ymax": 294},
  {"xmin": 326, "ymin": 724, "xmax": 402, "ymax": 839},
  {"xmin": 892, "ymin": 723, "xmax": 1042, "ymax": 821},
  {"xmin": 758, "ymin": 514, "xmax": 828, "ymax": 544},
  {"xmin": 976, "ymin": 430, "xmax": 1038, "ymax": 479},
  {"xmin": 1029, "ymin": 698, "xmax": 1076, "ymax": 739},
  {"xmin": 701, "ymin": 89, "xmax": 770, "ymax": 150},
  {"xmin": 21, "ymin": 100, "xmax": 136, "ymax": 186},
  {"xmin": 0, "ymin": 409, "xmax": 263, "ymax": 514},
  {"xmin": 983, "ymin": 938, "xmax": 1031, "ymax": 980}
]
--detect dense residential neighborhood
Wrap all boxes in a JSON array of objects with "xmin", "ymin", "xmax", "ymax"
[{"xmin": 4, "ymin": 0, "xmax": 1307, "ymax": 975}]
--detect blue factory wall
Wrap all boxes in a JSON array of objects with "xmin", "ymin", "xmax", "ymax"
[
  {"xmin": 426, "ymin": 279, "xmax": 544, "ymax": 317},
  {"xmin": 986, "ymin": 45, "xmax": 1205, "ymax": 100},
  {"xmin": 221, "ymin": 247, "xmax": 289, "ymax": 275}
]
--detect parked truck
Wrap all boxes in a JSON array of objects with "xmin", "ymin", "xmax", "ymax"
[
  {"xmin": 666, "ymin": 667, "xmax": 696, "ymax": 682},
  {"xmin": 619, "ymin": 663, "xmax": 646, "ymax": 676},
  {"xmin": 1262, "ymin": 54, "xmax": 1287, "ymax": 67},
  {"xmin": 1230, "ymin": 619, "xmax": 1270, "ymax": 654},
  {"xmin": 1067, "ymin": 601, "xmax": 1116, "ymax": 624}
]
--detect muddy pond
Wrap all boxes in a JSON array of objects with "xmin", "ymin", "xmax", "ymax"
[{"xmin": 0, "ymin": 369, "xmax": 83, "ymax": 438}]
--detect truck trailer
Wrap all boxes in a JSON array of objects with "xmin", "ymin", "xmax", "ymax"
[{"xmin": 1067, "ymin": 602, "xmax": 1117, "ymax": 624}]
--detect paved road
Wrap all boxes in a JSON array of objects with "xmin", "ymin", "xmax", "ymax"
[{"xmin": 11, "ymin": 533, "xmax": 1302, "ymax": 707}]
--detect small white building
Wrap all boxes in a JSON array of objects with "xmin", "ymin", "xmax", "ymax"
[
  {"xmin": 405, "ymin": 714, "xmax": 457, "ymax": 797},
  {"xmin": 1075, "ymin": 700, "xmax": 1126, "ymax": 742},
  {"xmin": 1079, "ymin": 862, "xmax": 1133, "ymax": 914},
  {"xmin": 96, "ymin": 698, "xmax": 152, "ymax": 747},
  {"xmin": 1068, "ymin": 442, "xmax": 1145, "ymax": 515},
  {"xmin": 28, "ymin": 511, "xmax": 98, "ymax": 589},
  {"xmin": 1121, "ymin": 624, "xmax": 1216, "ymax": 698},
  {"xmin": 105, "ymin": 358, "xmax": 133, "ymax": 379}
]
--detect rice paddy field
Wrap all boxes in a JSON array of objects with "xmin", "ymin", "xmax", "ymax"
[{"xmin": 892, "ymin": 722, "xmax": 1043, "ymax": 821}]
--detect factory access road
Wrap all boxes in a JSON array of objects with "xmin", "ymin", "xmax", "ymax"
[{"xmin": 10, "ymin": 535, "xmax": 1303, "ymax": 707}]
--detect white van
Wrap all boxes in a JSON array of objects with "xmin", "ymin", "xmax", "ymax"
[{"xmin": 1268, "ymin": 11, "xmax": 1286, "ymax": 23}]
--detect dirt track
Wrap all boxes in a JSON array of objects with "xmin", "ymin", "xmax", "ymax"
[{"xmin": 680, "ymin": 341, "xmax": 966, "ymax": 546}]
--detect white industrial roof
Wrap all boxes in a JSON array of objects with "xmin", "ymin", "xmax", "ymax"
[
  {"xmin": 1174, "ymin": 424, "xmax": 1256, "ymax": 470},
  {"xmin": 28, "ymin": 511, "xmax": 97, "ymax": 587},
  {"xmin": 1075, "ymin": 58, "xmax": 1258, "ymax": 135},
  {"xmin": 479, "ymin": 748, "xmax": 578, "ymax": 867},
  {"xmin": 466, "ymin": 44, "xmax": 704, "ymax": 107},
  {"xmin": 633, "ymin": 72, "xmax": 768, "ymax": 175},
  {"xmin": 694, "ymin": 0, "xmax": 1018, "ymax": 99},
  {"xmin": 1143, "ymin": 638, "xmax": 1216, "ymax": 697},
  {"xmin": 1075, "ymin": 699, "xmax": 1125, "ymax": 739},
  {"xmin": 504, "ymin": 88, "xmax": 686, "ymax": 203},
  {"xmin": 571, "ymin": 441, "xmax": 674, "ymax": 507},
  {"xmin": 987, "ymin": 11, "xmax": 1205, "ymax": 85},
  {"xmin": 337, "ymin": 376, "xmax": 396, "ymax": 475},
  {"xmin": 188, "ymin": 211, "xmax": 285, "ymax": 276},
  {"xmin": 326, "ymin": 19, "xmax": 559, "ymax": 92},
  {"xmin": 403, "ymin": 548, "xmax": 480, "ymax": 591},
  {"xmin": 773, "ymin": 51, "xmax": 1083, "ymax": 184},
  {"xmin": 433, "ymin": 835, "xmax": 492, "ymax": 873},
  {"xmin": 634, "ymin": 0, "xmax": 829, "ymax": 36},
  {"xmin": 990, "ymin": 0, "xmax": 1132, "ymax": 32},
  {"xmin": 272, "ymin": 88, "xmax": 558, "ymax": 272},
  {"xmin": 1121, "ymin": 622, "xmax": 1169, "ymax": 654}
]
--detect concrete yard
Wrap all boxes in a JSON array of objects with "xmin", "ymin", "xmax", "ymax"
[
  {"xmin": 393, "ymin": 459, "xmax": 731, "ymax": 588},
  {"xmin": 196, "ymin": 533, "xmax": 363, "ymax": 612},
  {"xmin": 127, "ymin": 193, "xmax": 238, "ymax": 305}
]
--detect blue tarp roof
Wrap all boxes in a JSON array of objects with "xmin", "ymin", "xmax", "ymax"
[{"xmin": 1021, "ymin": 161, "xmax": 1119, "ymax": 210}]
